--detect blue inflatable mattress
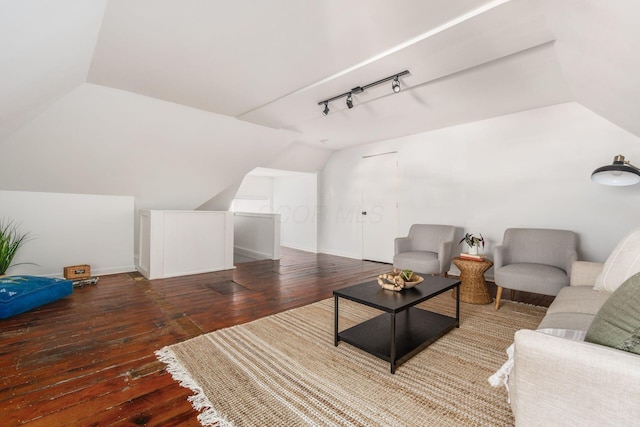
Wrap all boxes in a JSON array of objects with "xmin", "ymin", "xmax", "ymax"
[{"xmin": 0, "ymin": 276, "xmax": 73, "ymax": 319}]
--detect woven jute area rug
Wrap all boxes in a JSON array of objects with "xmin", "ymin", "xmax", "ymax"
[{"xmin": 156, "ymin": 294, "xmax": 546, "ymax": 426}]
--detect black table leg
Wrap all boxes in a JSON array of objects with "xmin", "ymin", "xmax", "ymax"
[
  {"xmin": 334, "ymin": 295, "xmax": 339, "ymax": 346},
  {"xmin": 455, "ymin": 283, "xmax": 460, "ymax": 327},
  {"xmin": 390, "ymin": 313, "xmax": 397, "ymax": 374}
]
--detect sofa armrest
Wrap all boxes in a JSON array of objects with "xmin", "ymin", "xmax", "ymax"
[
  {"xmin": 394, "ymin": 237, "xmax": 411, "ymax": 255},
  {"xmin": 564, "ymin": 250, "xmax": 578, "ymax": 278},
  {"xmin": 510, "ymin": 330, "xmax": 640, "ymax": 426},
  {"xmin": 570, "ymin": 261, "xmax": 604, "ymax": 287}
]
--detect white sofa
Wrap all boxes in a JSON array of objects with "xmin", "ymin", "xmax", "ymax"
[{"xmin": 507, "ymin": 230, "xmax": 640, "ymax": 427}]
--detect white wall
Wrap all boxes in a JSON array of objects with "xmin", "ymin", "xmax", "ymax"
[
  {"xmin": 319, "ymin": 102, "xmax": 640, "ymax": 268},
  {"xmin": 0, "ymin": 190, "xmax": 134, "ymax": 277},
  {"xmin": 232, "ymin": 176, "xmax": 273, "ymax": 212},
  {"xmin": 233, "ymin": 171, "xmax": 319, "ymax": 253},
  {"xmin": 273, "ymin": 173, "xmax": 318, "ymax": 253}
]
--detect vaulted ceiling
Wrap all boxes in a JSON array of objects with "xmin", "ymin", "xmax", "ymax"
[{"xmin": 1, "ymin": 0, "xmax": 638, "ymax": 208}]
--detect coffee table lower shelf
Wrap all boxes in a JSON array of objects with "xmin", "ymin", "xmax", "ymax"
[{"xmin": 336, "ymin": 307, "xmax": 457, "ymax": 373}]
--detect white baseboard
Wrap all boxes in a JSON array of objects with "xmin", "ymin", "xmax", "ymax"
[
  {"xmin": 94, "ymin": 265, "xmax": 137, "ymax": 276},
  {"xmin": 317, "ymin": 248, "xmax": 362, "ymax": 260},
  {"xmin": 281, "ymin": 243, "xmax": 318, "ymax": 253},
  {"xmin": 234, "ymin": 246, "xmax": 278, "ymax": 261},
  {"xmin": 38, "ymin": 265, "xmax": 137, "ymax": 279}
]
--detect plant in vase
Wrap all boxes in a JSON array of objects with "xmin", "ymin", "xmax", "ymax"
[
  {"xmin": 0, "ymin": 219, "xmax": 32, "ymax": 276},
  {"xmin": 459, "ymin": 233, "xmax": 484, "ymax": 255}
]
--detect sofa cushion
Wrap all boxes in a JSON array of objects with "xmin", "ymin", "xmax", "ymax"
[
  {"xmin": 539, "ymin": 286, "xmax": 610, "ymax": 332},
  {"xmin": 494, "ymin": 263, "xmax": 568, "ymax": 296},
  {"xmin": 585, "ymin": 272, "xmax": 640, "ymax": 354},
  {"xmin": 546, "ymin": 286, "xmax": 610, "ymax": 316},
  {"xmin": 538, "ymin": 312, "xmax": 597, "ymax": 332},
  {"xmin": 594, "ymin": 227, "xmax": 640, "ymax": 293}
]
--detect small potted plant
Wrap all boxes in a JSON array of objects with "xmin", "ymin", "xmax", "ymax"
[
  {"xmin": 0, "ymin": 219, "xmax": 31, "ymax": 276},
  {"xmin": 459, "ymin": 233, "xmax": 484, "ymax": 255}
]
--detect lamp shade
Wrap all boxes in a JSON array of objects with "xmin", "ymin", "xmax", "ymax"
[{"xmin": 591, "ymin": 155, "xmax": 640, "ymax": 186}]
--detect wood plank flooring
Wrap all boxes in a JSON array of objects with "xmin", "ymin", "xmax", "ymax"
[{"xmin": 0, "ymin": 248, "xmax": 550, "ymax": 426}]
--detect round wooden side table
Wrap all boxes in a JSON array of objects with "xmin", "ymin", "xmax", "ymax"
[{"xmin": 451, "ymin": 257, "xmax": 493, "ymax": 304}]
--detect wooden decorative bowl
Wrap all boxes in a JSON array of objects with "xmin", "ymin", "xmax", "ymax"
[
  {"xmin": 377, "ymin": 270, "xmax": 424, "ymax": 291},
  {"xmin": 402, "ymin": 275, "xmax": 424, "ymax": 289}
]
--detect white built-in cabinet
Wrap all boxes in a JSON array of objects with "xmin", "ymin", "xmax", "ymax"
[{"xmin": 137, "ymin": 210, "xmax": 234, "ymax": 279}]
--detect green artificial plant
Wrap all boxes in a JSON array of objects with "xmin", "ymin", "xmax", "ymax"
[
  {"xmin": 0, "ymin": 219, "xmax": 31, "ymax": 275},
  {"xmin": 459, "ymin": 232, "xmax": 485, "ymax": 248}
]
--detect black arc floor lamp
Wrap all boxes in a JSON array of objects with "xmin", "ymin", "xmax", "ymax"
[{"xmin": 591, "ymin": 155, "xmax": 640, "ymax": 186}]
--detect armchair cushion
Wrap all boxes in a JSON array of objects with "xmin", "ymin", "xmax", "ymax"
[
  {"xmin": 594, "ymin": 227, "xmax": 640, "ymax": 293},
  {"xmin": 494, "ymin": 263, "xmax": 569, "ymax": 296},
  {"xmin": 393, "ymin": 251, "xmax": 439, "ymax": 275}
]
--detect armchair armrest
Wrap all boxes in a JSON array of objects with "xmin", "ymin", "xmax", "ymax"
[
  {"xmin": 510, "ymin": 329, "xmax": 640, "ymax": 426},
  {"xmin": 570, "ymin": 261, "xmax": 604, "ymax": 287},
  {"xmin": 437, "ymin": 240, "xmax": 454, "ymax": 273},
  {"xmin": 493, "ymin": 244, "xmax": 506, "ymax": 268},
  {"xmin": 394, "ymin": 237, "xmax": 412, "ymax": 255}
]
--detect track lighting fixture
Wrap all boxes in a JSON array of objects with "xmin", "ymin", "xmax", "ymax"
[
  {"xmin": 318, "ymin": 70, "xmax": 409, "ymax": 116},
  {"xmin": 392, "ymin": 76, "xmax": 400, "ymax": 93}
]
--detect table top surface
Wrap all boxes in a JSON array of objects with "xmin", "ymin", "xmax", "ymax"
[
  {"xmin": 334, "ymin": 275, "xmax": 460, "ymax": 313},
  {"xmin": 453, "ymin": 256, "xmax": 493, "ymax": 265}
]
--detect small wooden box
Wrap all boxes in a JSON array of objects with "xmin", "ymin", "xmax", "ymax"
[{"xmin": 63, "ymin": 264, "xmax": 91, "ymax": 280}]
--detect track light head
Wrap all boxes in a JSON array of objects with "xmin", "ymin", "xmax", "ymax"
[
  {"xmin": 346, "ymin": 94, "xmax": 353, "ymax": 109},
  {"xmin": 392, "ymin": 76, "xmax": 401, "ymax": 93},
  {"xmin": 322, "ymin": 102, "xmax": 329, "ymax": 116}
]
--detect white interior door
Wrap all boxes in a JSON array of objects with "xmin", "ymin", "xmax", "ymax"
[{"xmin": 361, "ymin": 152, "xmax": 399, "ymax": 263}]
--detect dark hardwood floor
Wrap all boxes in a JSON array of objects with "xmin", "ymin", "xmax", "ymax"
[{"xmin": 0, "ymin": 248, "xmax": 551, "ymax": 426}]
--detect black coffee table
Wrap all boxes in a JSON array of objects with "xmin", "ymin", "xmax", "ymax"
[{"xmin": 334, "ymin": 275, "xmax": 460, "ymax": 373}]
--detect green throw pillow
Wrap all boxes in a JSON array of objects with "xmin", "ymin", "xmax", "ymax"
[{"xmin": 585, "ymin": 271, "xmax": 640, "ymax": 354}]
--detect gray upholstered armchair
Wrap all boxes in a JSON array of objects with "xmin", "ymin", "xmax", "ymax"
[
  {"xmin": 393, "ymin": 224, "xmax": 456, "ymax": 275},
  {"xmin": 494, "ymin": 228, "xmax": 578, "ymax": 310}
]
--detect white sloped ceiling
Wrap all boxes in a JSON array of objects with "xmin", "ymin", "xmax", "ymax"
[
  {"xmin": 0, "ymin": 0, "xmax": 107, "ymax": 141},
  {"xmin": 0, "ymin": 84, "xmax": 297, "ymax": 210},
  {"xmin": 546, "ymin": 0, "xmax": 640, "ymax": 138},
  {"xmin": 0, "ymin": 0, "xmax": 639, "ymax": 209}
]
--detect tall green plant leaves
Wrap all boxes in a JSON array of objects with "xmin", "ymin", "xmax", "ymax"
[{"xmin": 0, "ymin": 219, "xmax": 31, "ymax": 275}]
